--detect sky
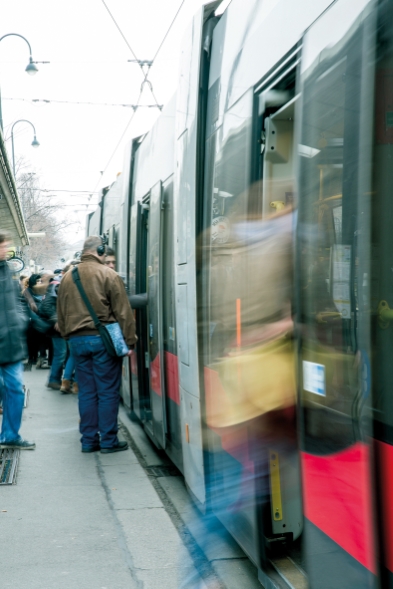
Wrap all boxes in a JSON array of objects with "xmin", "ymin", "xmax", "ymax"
[{"xmin": 0, "ymin": 0, "xmax": 231, "ymax": 244}]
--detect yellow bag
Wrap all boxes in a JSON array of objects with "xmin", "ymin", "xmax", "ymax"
[{"xmin": 207, "ymin": 333, "xmax": 296, "ymax": 428}]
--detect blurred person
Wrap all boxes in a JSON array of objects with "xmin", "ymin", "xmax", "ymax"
[
  {"xmin": 179, "ymin": 204, "xmax": 298, "ymax": 589},
  {"xmin": 104, "ymin": 247, "xmax": 116, "ymax": 270},
  {"xmin": 60, "ymin": 262, "xmax": 79, "ymax": 393},
  {"xmin": 23, "ymin": 274, "xmax": 51, "ymax": 369},
  {"xmin": 38, "ymin": 276, "xmax": 67, "ymax": 390},
  {"xmin": 60, "ymin": 344, "xmax": 78, "ymax": 394},
  {"xmin": 0, "ymin": 230, "xmax": 35, "ymax": 450},
  {"xmin": 19, "ymin": 274, "xmax": 27, "ymax": 292},
  {"xmin": 62, "ymin": 260, "xmax": 80, "ymax": 275},
  {"xmin": 23, "ymin": 273, "xmax": 43, "ymax": 314},
  {"xmin": 57, "ymin": 236, "xmax": 137, "ymax": 453}
]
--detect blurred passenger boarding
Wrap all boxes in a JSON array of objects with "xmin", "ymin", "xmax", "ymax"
[{"xmin": 84, "ymin": 0, "xmax": 393, "ymax": 587}]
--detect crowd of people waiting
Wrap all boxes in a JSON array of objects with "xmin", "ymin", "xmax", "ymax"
[
  {"xmin": 19, "ymin": 248, "xmax": 117, "ymax": 393},
  {"xmin": 0, "ymin": 230, "xmax": 134, "ymax": 453}
]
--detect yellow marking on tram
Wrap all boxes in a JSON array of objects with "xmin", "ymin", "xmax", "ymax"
[{"xmin": 269, "ymin": 450, "xmax": 283, "ymax": 521}]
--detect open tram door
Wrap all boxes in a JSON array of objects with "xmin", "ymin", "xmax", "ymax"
[
  {"xmin": 144, "ymin": 181, "xmax": 168, "ymax": 449},
  {"xmin": 125, "ymin": 200, "xmax": 149, "ymax": 417},
  {"xmin": 295, "ymin": 0, "xmax": 380, "ymax": 587},
  {"xmin": 129, "ymin": 184, "xmax": 168, "ymax": 448}
]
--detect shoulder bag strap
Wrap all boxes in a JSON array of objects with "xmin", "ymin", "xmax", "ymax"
[{"xmin": 72, "ymin": 266, "xmax": 101, "ymax": 330}]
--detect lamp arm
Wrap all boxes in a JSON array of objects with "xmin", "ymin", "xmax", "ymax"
[
  {"xmin": 0, "ymin": 33, "xmax": 33, "ymax": 58},
  {"xmin": 11, "ymin": 119, "xmax": 37, "ymax": 136}
]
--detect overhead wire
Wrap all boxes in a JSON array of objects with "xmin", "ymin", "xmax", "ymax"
[
  {"xmin": 3, "ymin": 97, "xmax": 162, "ymax": 109},
  {"xmin": 100, "ymin": 0, "xmax": 139, "ymax": 63},
  {"xmin": 90, "ymin": 87, "xmax": 144, "ymax": 195},
  {"xmin": 100, "ymin": 0, "xmax": 162, "ymax": 110},
  {"xmin": 93, "ymin": 0, "xmax": 188, "ymax": 193},
  {"xmin": 151, "ymin": 0, "xmax": 187, "ymax": 63}
]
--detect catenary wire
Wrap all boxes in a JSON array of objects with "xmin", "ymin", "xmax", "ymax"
[
  {"xmin": 100, "ymin": 0, "xmax": 162, "ymax": 110},
  {"xmin": 100, "ymin": 0, "xmax": 139, "ymax": 62},
  {"xmin": 95, "ymin": 0, "xmax": 188, "ymax": 193},
  {"xmin": 151, "ymin": 0, "xmax": 187, "ymax": 62},
  {"xmin": 90, "ymin": 87, "xmax": 143, "ymax": 195},
  {"xmin": 3, "ymin": 97, "xmax": 162, "ymax": 108}
]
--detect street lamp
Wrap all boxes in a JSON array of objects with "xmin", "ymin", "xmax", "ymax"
[
  {"xmin": 0, "ymin": 33, "xmax": 39, "ymax": 129},
  {"xmin": 11, "ymin": 119, "xmax": 40, "ymax": 178}
]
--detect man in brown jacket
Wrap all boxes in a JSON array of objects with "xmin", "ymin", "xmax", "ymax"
[{"xmin": 57, "ymin": 236, "xmax": 137, "ymax": 453}]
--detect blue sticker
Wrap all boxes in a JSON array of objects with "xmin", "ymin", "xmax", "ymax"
[{"xmin": 303, "ymin": 361, "xmax": 326, "ymax": 396}]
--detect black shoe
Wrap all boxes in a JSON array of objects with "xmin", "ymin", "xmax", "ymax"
[
  {"xmin": 0, "ymin": 439, "xmax": 36, "ymax": 450},
  {"xmin": 100, "ymin": 441, "xmax": 128, "ymax": 454},
  {"xmin": 81, "ymin": 445, "xmax": 100, "ymax": 453}
]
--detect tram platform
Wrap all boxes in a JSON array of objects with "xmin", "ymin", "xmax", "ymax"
[{"xmin": 0, "ymin": 369, "xmax": 262, "ymax": 589}]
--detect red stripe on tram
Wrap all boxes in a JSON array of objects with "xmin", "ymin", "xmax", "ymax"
[{"xmin": 301, "ymin": 443, "xmax": 376, "ymax": 573}]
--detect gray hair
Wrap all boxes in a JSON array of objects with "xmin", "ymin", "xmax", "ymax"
[{"xmin": 83, "ymin": 236, "xmax": 102, "ymax": 254}]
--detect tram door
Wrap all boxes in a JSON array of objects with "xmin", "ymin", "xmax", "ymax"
[
  {"xmin": 127, "ymin": 201, "xmax": 150, "ymax": 419},
  {"xmin": 296, "ymin": 1, "xmax": 379, "ymax": 588},
  {"xmin": 371, "ymin": 3, "xmax": 393, "ymax": 586},
  {"xmin": 145, "ymin": 181, "xmax": 167, "ymax": 449}
]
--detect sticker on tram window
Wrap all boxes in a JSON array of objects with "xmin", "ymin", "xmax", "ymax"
[
  {"xmin": 303, "ymin": 361, "xmax": 326, "ymax": 396},
  {"xmin": 169, "ymin": 327, "xmax": 175, "ymax": 341},
  {"xmin": 211, "ymin": 216, "xmax": 230, "ymax": 244}
]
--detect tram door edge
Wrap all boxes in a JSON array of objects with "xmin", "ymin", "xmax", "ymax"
[
  {"xmin": 295, "ymin": 1, "xmax": 379, "ymax": 587},
  {"xmin": 129, "ymin": 201, "xmax": 149, "ymax": 420},
  {"xmin": 146, "ymin": 181, "xmax": 167, "ymax": 449}
]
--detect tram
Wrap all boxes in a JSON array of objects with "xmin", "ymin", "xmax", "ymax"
[{"xmin": 87, "ymin": 0, "xmax": 393, "ymax": 586}]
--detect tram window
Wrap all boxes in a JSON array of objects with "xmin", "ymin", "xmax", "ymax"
[
  {"xmin": 205, "ymin": 90, "xmax": 253, "ymax": 363},
  {"xmin": 371, "ymin": 4, "xmax": 393, "ymax": 436},
  {"xmin": 203, "ymin": 86, "xmax": 294, "ymax": 366},
  {"xmin": 298, "ymin": 27, "xmax": 366, "ymax": 450}
]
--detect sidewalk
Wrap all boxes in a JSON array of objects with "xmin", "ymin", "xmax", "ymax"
[
  {"xmin": 0, "ymin": 369, "xmax": 197, "ymax": 589},
  {"xmin": 0, "ymin": 369, "xmax": 262, "ymax": 589}
]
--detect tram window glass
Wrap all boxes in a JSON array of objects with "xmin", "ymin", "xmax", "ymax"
[
  {"xmin": 129, "ymin": 204, "xmax": 137, "ymax": 296},
  {"xmin": 205, "ymin": 90, "xmax": 253, "ymax": 363},
  {"xmin": 162, "ymin": 179, "xmax": 176, "ymax": 356},
  {"xmin": 371, "ymin": 4, "xmax": 393, "ymax": 435},
  {"xmin": 298, "ymin": 28, "xmax": 366, "ymax": 451},
  {"xmin": 204, "ymin": 87, "xmax": 294, "ymax": 367}
]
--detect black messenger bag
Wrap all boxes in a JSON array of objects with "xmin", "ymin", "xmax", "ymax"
[{"xmin": 71, "ymin": 267, "xmax": 117, "ymax": 357}]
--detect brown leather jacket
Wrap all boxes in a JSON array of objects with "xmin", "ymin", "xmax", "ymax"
[{"xmin": 57, "ymin": 253, "xmax": 137, "ymax": 346}]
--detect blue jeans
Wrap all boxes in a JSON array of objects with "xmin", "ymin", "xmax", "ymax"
[
  {"xmin": 49, "ymin": 337, "xmax": 67, "ymax": 384},
  {"xmin": 69, "ymin": 335, "xmax": 122, "ymax": 449},
  {"xmin": 0, "ymin": 362, "xmax": 25, "ymax": 443},
  {"xmin": 63, "ymin": 342, "xmax": 76, "ymax": 381}
]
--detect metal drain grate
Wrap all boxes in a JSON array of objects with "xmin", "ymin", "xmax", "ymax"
[
  {"xmin": 145, "ymin": 465, "xmax": 180, "ymax": 478},
  {"xmin": 0, "ymin": 449, "xmax": 20, "ymax": 485}
]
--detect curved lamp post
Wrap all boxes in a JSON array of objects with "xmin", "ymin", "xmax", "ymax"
[
  {"xmin": 0, "ymin": 33, "xmax": 38, "ymax": 130},
  {"xmin": 11, "ymin": 119, "xmax": 40, "ymax": 178}
]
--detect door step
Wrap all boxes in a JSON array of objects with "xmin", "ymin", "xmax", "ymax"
[{"xmin": 270, "ymin": 556, "xmax": 308, "ymax": 589}]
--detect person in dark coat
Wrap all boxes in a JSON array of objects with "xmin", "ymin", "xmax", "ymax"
[
  {"xmin": 0, "ymin": 230, "xmax": 35, "ymax": 449},
  {"xmin": 23, "ymin": 273, "xmax": 51, "ymax": 369},
  {"xmin": 38, "ymin": 277, "xmax": 67, "ymax": 389}
]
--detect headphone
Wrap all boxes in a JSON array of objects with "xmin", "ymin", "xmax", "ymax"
[
  {"xmin": 97, "ymin": 235, "xmax": 106, "ymax": 257},
  {"xmin": 97, "ymin": 243, "xmax": 106, "ymax": 256}
]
